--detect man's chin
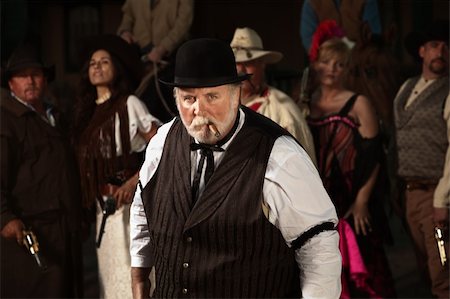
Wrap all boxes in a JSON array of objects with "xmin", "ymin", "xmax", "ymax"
[{"xmin": 188, "ymin": 128, "xmax": 215, "ymax": 144}]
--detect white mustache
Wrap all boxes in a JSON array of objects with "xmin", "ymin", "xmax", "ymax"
[{"xmin": 189, "ymin": 116, "xmax": 211, "ymax": 130}]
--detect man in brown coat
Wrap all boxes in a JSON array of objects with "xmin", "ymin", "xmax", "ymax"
[{"xmin": 0, "ymin": 45, "xmax": 84, "ymax": 298}]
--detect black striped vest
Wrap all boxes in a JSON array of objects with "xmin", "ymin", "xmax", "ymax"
[{"xmin": 141, "ymin": 107, "xmax": 300, "ymax": 298}]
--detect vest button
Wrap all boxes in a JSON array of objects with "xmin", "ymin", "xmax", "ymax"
[
  {"xmin": 186, "ymin": 236, "xmax": 193, "ymax": 243},
  {"xmin": 183, "ymin": 262, "xmax": 189, "ymax": 268},
  {"xmin": 182, "ymin": 288, "xmax": 188, "ymax": 294}
]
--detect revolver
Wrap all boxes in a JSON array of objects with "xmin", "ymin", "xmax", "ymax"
[
  {"xmin": 22, "ymin": 229, "xmax": 47, "ymax": 270},
  {"xmin": 96, "ymin": 196, "xmax": 117, "ymax": 248},
  {"xmin": 434, "ymin": 227, "xmax": 448, "ymax": 267}
]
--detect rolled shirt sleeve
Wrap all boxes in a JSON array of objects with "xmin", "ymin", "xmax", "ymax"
[
  {"xmin": 434, "ymin": 94, "xmax": 450, "ymax": 208},
  {"xmin": 264, "ymin": 136, "xmax": 341, "ymax": 298}
]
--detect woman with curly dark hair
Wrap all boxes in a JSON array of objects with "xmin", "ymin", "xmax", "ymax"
[{"xmin": 73, "ymin": 34, "xmax": 160, "ymax": 299}]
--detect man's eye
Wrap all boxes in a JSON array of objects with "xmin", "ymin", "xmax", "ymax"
[
  {"xmin": 184, "ymin": 97, "xmax": 195, "ymax": 103},
  {"xmin": 207, "ymin": 95, "xmax": 218, "ymax": 101}
]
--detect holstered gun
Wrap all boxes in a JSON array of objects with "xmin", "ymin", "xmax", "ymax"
[
  {"xmin": 22, "ymin": 229, "xmax": 47, "ymax": 270},
  {"xmin": 96, "ymin": 196, "xmax": 117, "ymax": 248},
  {"xmin": 434, "ymin": 227, "xmax": 448, "ymax": 267}
]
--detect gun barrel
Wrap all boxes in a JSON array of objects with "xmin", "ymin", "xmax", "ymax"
[
  {"xmin": 22, "ymin": 229, "xmax": 47, "ymax": 269},
  {"xmin": 435, "ymin": 227, "xmax": 448, "ymax": 267}
]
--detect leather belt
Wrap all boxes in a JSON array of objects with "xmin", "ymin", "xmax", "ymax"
[
  {"xmin": 403, "ymin": 178, "xmax": 438, "ymax": 191},
  {"xmin": 99, "ymin": 183, "xmax": 120, "ymax": 197}
]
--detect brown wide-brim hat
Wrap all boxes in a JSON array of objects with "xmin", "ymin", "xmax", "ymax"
[
  {"xmin": 79, "ymin": 34, "xmax": 143, "ymax": 87},
  {"xmin": 1, "ymin": 44, "xmax": 55, "ymax": 87},
  {"xmin": 159, "ymin": 38, "xmax": 251, "ymax": 88},
  {"xmin": 405, "ymin": 20, "xmax": 449, "ymax": 61}
]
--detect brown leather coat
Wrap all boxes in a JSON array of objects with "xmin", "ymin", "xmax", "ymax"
[{"xmin": 0, "ymin": 92, "xmax": 83, "ymax": 297}]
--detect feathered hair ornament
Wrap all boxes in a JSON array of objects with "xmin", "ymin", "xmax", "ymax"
[{"xmin": 309, "ymin": 20, "xmax": 346, "ymax": 62}]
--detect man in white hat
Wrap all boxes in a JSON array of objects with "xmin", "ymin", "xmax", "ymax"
[{"xmin": 231, "ymin": 27, "xmax": 317, "ymax": 164}]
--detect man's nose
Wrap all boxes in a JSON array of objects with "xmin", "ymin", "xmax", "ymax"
[
  {"xmin": 25, "ymin": 75, "xmax": 36, "ymax": 83},
  {"xmin": 194, "ymin": 99, "xmax": 206, "ymax": 115},
  {"xmin": 236, "ymin": 63, "xmax": 245, "ymax": 73}
]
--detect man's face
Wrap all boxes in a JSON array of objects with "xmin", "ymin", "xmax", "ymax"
[
  {"xmin": 236, "ymin": 58, "xmax": 266, "ymax": 100},
  {"xmin": 8, "ymin": 67, "xmax": 46, "ymax": 105},
  {"xmin": 420, "ymin": 40, "xmax": 449, "ymax": 76},
  {"xmin": 176, "ymin": 84, "xmax": 240, "ymax": 144}
]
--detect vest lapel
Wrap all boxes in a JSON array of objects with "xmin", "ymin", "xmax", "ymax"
[
  {"xmin": 410, "ymin": 77, "xmax": 448, "ymax": 110},
  {"xmin": 396, "ymin": 77, "xmax": 448, "ymax": 129},
  {"xmin": 394, "ymin": 77, "xmax": 419, "ymax": 129},
  {"xmin": 172, "ymin": 121, "xmax": 194, "ymax": 221}
]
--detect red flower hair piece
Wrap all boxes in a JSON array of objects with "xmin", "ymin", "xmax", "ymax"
[{"xmin": 309, "ymin": 20, "xmax": 345, "ymax": 62}]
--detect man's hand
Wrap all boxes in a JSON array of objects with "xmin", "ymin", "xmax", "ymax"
[
  {"xmin": 1, "ymin": 218, "xmax": 25, "ymax": 244},
  {"xmin": 120, "ymin": 31, "xmax": 135, "ymax": 44},
  {"xmin": 147, "ymin": 46, "xmax": 167, "ymax": 63},
  {"xmin": 131, "ymin": 267, "xmax": 152, "ymax": 299},
  {"xmin": 433, "ymin": 207, "xmax": 449, "ymax": 229}
]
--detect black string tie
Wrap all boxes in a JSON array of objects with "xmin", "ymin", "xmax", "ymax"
[
  {"xmin": 189, "ymin": 110, "xmax": 240, "ymax": 202},
  {"xmin": 190, "ymin": 143, "xmax": 225, "ymax": 201}
]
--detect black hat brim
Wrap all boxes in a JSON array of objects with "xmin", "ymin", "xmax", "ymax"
[
  {"xmin": 404, "ymin": 20, "xmax": 449, "ymax": 61},
  {"xmin": 1, "ymin": 64, "xmax": 55, "ymax": 88}
]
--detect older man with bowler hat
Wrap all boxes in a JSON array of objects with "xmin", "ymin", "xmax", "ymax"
[
  {"xmin": 231, "ymin": 27, "xmax": 317, "ymax": 165},
  {"xmin": 0, "ymin": 44, "xmax": 83, "ymax": 297},
  {"xmin": 394, "ymin": 20, "xmax": 449, "ymax": 298},
  {"xmin": 130, "ymin": 37, "xmax": 341, "ymax": 298}
]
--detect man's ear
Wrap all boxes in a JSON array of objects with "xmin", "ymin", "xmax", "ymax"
[
  {"xmin": 232, "ymin": 86, "xmax": 241, "ymax": 108},
  {"xmin": 419, "ymin": 45, "xmax": 425, "ymax": 59}
]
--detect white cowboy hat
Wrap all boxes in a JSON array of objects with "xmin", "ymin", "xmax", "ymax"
[{"xmin": 230, "ymin": 27, "xmax": 283, "ymax": 64}]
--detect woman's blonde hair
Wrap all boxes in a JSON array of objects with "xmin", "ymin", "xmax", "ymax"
[{"xmin": 317, "ymin": 38, "xmax": 351, "ymax": 65}]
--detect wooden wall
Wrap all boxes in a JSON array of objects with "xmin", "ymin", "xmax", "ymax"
[{"xmin": 1, "ymin": 0, "xmax": 448, "ymax": 101}]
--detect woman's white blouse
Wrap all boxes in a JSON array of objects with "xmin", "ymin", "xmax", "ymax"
[{"xmin": 115, "ymin": 95, "xmax": 161, "ymax": 155}]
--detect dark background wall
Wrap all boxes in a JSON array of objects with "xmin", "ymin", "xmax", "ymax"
[{"xmin": 1, "ymin": 0, "xmax": 449, "ymax": 104}]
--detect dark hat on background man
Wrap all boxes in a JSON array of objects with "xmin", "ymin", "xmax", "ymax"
[
  {"xmin": 1, "ymin": 44, "xmax": 55, "ymax": 87},
  {"xmin": 79, "ymin": 34, "xmax": 143, "ymax": 87},
  {"xmin": 159, "ymin": 38, "xmax": 251, "ymax": 88},
  {"xmin": 405, "ymin": 20, "xmax": 449, "ymax": 60}
]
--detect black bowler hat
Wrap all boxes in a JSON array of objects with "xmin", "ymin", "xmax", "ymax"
[
  {"xmin": 159, "ymin": 38, "xmax": 251, "ymax": 87},
  {"xmin": 1, "ymin": 44, "xmax": 55, "ymax": 87},
  {"xmin": 405, "ymin": 20, "xmax": 449, "ymax": 61},
  {"xmin": 79, "ymin": 34, "xmax": 143, "ymax": 88}
]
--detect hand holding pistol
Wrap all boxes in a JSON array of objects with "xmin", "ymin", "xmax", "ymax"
[
  {"xmin": 22, "ymin": 229, "xmax": 47, "ymax": 270},
  {"xmin": 434, "ymin": 227, "xmax": 448, "ymax": 267}
]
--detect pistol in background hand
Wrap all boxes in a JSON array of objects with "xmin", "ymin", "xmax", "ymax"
[
  {"xmin": 22, "ymin": 229, "xmax": 47, "ymax": 270},
  {"xmin": 434, "ymin": 227, "xmax": 448, "ymax": 267}
]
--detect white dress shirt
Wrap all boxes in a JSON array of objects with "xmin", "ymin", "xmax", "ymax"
[{"xmin": 130, "ymin": 108, "xmax": 342, "ymax": 299}]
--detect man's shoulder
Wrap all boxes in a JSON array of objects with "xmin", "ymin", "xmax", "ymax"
[
  {"xmin": 242, "ymin": 105, "xmax": 293, "ymax": 140},
  {"xmin": 0, "ymin": 90, "xmax": 31, "ymax": 118},
  {"xmin": 267, "ymin": 85, "xmax": 291, "ymax": 99},
  {"xmin": 266, "ymin": 85, "xmax": 306, "ymax": 120},
  {"xmin": 267, "ymin": 86, "xmax": 299, "ymax": 108}
]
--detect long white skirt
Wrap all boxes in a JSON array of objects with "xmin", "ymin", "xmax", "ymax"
[{"xmin": 96, "ymin": 200, "xmax": 132, "ymax": 299}]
